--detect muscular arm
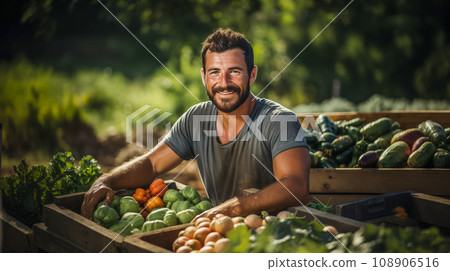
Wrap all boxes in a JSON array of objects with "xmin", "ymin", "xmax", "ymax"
[
  {"xmin": 197, "ymin": 146, "xmax": 310, "ymax": 219},
  {"xmin": 81, "ymin": 142, "xmax": 183, "ymax": 218}
]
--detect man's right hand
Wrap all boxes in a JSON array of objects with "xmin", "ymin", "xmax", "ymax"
[{"xmin": 81, "ymin": 177, "xmax": 116, "ymax": 219}]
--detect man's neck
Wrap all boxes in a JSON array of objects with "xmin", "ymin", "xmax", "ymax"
[{"xmin": 216, "ymin": 93, "xmax": 257, "ymax": 144}]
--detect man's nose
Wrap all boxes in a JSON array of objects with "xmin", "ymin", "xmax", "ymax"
[{"xmin": 218, "ymin": 72, "xmax": 232, "ymax": 87}]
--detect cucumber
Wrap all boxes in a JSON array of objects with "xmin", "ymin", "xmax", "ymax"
[
  {"xmin": 319, "ymin": 157, "xmax": 338, "ymax": 169},
  {"xmin": 432, "ymin": 149, "xmax": 450, "ymax": 168},
  {"xmin": 341, "ymin": 118, "xmax": 363, "ymax": 128},
  {"xmin": 360, "ymin": 117, "xmax": 393, "ymax": 142},
  {"xmin": 378, "ymin": 141, "xmax": 410, "ymax": 168},
  {"xmin": 375, "ymin": 149, "xmax": 385, "ymax": 156},
  {"xmin": 391, "ymin": 121, "xmax": 401, "ymax": 130},
  {"xmin": 335, "ymin": 147, "xmax": 354, "ymax": 164},
  {"xmin": 417, "ymin": 120, "xmax": 446, "ymax": 147},
  {"xmin": 367, "ymin": 143, "xmax": 379, "ymax": 151},
  {"xmin": 343, "ymin": 126, "xmax": 362, "ymax": 142},
  {"xmin": 358, "ymin": 151, "xmax": 379, "ymax": 168},
  {"xmin": 319, "ymin": 142, "xmax": 333, "ymax": 157},
  {"xmin": 349, "ymin": 139, "xmax": 368, "ymax": 167},
  {"xmin": 310, "ymin": 151, "xmax": 319, "ymax": 168},
  {"xmin": 445, "ymin": 127, "xmax": 450, "ymax": 136},
  {"xmin": 316, "ymin": 114, "xmax": 338, "ymax": 134},
  {"xmin": 378, "ymin": 129, "xmax": 401, "ymax": 144},
  {"xmin": 331, "ymin": 135, "xmax": 353, "ymax": 154},
  {"xmin": 407, "ymin": 141, "xmax": 436, "ymax": 168},
  {"xmin": 319, "ymin": 132, "xmax": 338, "ymax": 142},
  {"xmin": 374, "ymin": 137, "xmax": 389, "ymax": 149}
]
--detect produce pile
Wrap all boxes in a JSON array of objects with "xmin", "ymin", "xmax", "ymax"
[
  {"xmin": 0, "ymin": 152, "xmax": 102, "ymax": 226},
  {"xmin": 306, "ymin": 115, "xmax": 450, "ymax": 168},
  {"xmin": 221, "ymin": 213, "xmax": 450, "ymax": 253},
  {"xmin": 93, "ymin": 179, "xmax": 213, "ymax": 236}
]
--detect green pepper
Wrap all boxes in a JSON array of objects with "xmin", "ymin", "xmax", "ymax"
[
  {"xmin": 179, "ymin": 186, "xmax": 201, "ymax": 205},
  {"xmin": 195, "ymin": 200, "xmax": 214, "ymax": 212},
  {"xmin": 176, "ymin": 209, "xmax": 196, "ymax": 224},
  {"xmin": 163, "ymin": 210, "xmax": 178, "ymax": 226},
  {"xmin": 108, "ymin": 220, "xmax": 133, "ymax": 236},
  {"xmin": 163, "ymin": 189, "xmax": 184, "ymax": 209},
  {"xmin": 142, "ymin": 220, "xmax": 167, "ymax": 232},
  {"xmin": 130, "ymin": 228, "xmax": 142, "ymax": 235},
  {"xmin": 119, "ymin": 196, "xmax": 140, "ymax": 217},
  {"xmin": 121, "ymin": 212, "xmax": 145, "ymax": 229},
  {"xmin": 171, "ymin": 200, "xmax": 193, "ymax": 213},
  {"xmin": 93, "ymin": 205, "xmax": 120, "ymax": 228},
  {"xmin": 146, "ymin": 208, "xmax": 170, "ymax": 221}
]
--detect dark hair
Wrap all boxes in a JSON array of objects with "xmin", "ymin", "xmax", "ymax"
[{"xmin": 201, "ymin": 28, "xmax": 254, "ymax": 75}]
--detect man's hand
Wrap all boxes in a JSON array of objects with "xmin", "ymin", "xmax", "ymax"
[
  {"xmin": 81, "ymin": 177, "xmax": 115, "ymax": 219},
  {"xmin": 194, "ymin": 197, "xmax": 242, "ymax": 221}
]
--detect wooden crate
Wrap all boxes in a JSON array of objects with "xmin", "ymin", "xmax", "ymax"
[
  {"xmin": 41, "ymin": 180, "xmax": 187, "ymax": 252},
  {"xmin": 33, "ymin": 223, "xmax": 89, "ymax": 253},
  {"xmin": 297, "ymin": 110, "xmax": 450, "ymax": 129},
  {"xmin": 0, "ymin": 210, "xmax": 38, "ymax": 252},
  {"xmin": 309, "ymin": 168, "xmax": 450, "ymax": 197},
  {"xmin": 123, "ymin": 224, "xmax": 191, "ymax": 253}
]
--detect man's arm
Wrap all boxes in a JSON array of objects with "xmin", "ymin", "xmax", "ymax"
[
  {"xmin": 81, "ymin": 142, "xmax": 184, "ymax": 218},
  {"xmin": 196, "ymin": 146, "xmax": 310, "ymax": 219}
]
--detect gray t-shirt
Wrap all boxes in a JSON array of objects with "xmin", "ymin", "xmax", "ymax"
[{"xmin": 164, "ymin": 97, "xmax": 308, "ymax": 205}]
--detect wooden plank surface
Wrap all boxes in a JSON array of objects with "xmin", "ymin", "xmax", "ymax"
[
  {"xmin": 33, "ymin": 223, "xmax": 89, "ymax": 253},
  {"xmin": 42, "ymin": 204, "xmax": 125, "ymax": 253},
  {"xmin": 288, "ymin": 206, "xmax": 366, "ymax": 233},
  {"xmin": 409, "ymin": 193, "xmax": 450, "ymax": 229},
  {"xmin": 0, "ymin": 210, "xmax": 37, "ymax": 252},
  {"xmin": 123, "ymin": 224, "xmax": 191, "ymax": 253},
  {"xmin": 310, "ymin": 168, "xmax": 450, "ymax": 196},
  {"xmin": 297, "ymin": 110, "xmax": 450, "ymax": 128}
]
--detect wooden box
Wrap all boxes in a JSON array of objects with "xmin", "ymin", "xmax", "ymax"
[{"xmin": 0, "ymin": 210, "xmax": 38, "ymax": 252}]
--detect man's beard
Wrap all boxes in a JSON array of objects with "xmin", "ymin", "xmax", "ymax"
[{"xmin": 207, "ymin": 81, "xmax": 251, "ymax": 113}]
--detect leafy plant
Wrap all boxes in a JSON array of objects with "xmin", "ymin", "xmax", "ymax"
[{"xmin": 0, "ymin": 152, "xmax": 102, "ymax": 226}]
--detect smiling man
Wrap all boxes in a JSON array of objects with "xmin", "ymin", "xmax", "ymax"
[{"xmin": 81, "ymin": 28, "xmax": 310, "ymax": 219}]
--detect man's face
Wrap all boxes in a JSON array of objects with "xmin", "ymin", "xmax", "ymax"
[{"xmin": 202, "ymin": 48, "xmax": 251, "ymax": 113}]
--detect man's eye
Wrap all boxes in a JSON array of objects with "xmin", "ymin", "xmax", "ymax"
[
  {"xmin": 210, "ymin": 71, "xmax": 219, "ymax": 75},
  {"xmin": 231, "ymin": 70, "xmax": 240, "ymax": 74}
]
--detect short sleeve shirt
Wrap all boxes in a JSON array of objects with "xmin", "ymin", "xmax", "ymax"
[{"xmin": 164, "ymin": 97, "xmax": 308, "ymax": 205}]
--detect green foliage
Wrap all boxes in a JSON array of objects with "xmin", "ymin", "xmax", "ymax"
[{"xmin": 0, "ymin": 152, "xmax": 102, "ymax": 226}]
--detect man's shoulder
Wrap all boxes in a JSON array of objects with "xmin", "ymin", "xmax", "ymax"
[{"xmin": 256, "ymin": 98, "xmax": 296, "ymax": 116}]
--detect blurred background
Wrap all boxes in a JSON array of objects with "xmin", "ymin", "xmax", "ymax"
[{"xmin": 1, "ymin": 0, "xmax": 449, "ymax": 174}]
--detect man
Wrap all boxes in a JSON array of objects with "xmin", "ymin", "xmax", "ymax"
[{"xmin": 81, "ymin": 28, "xmax": 310, "ymax": 219}]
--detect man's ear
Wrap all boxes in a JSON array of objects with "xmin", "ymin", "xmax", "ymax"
[
  {"xmin": 200, "ymin": 68, "xmax": 206, "ymax": 86},
  {"xmin": 250, "ymin": 65, "xmax": 258, "ymax": 85}
]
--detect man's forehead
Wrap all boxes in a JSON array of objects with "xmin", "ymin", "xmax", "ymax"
[{"xmin": 205, "ymin": 48, "xmax": 246, "ymax": 67}]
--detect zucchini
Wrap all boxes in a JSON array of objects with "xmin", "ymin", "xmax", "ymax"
[
  {"xmin": 417, "ymin": 120, "xmax": 446, "ymax": 147},
  {"xmin": 407, "ymin": 141, "xmax": 436, "ymax": 168},
  {"xmin": 349, "ymin": 139, "xmax": 368, "ymax": 167},
  {"xmin": 316, "ymin": 114, "xmax": 338, "ymax": 134},
  {"xmin": 375, "ymin": 149, "xmax": 385, "ymax": 156},
  {"xmin": 445, "ymin": 127, "xmax": 450, "ymax": 136},
  {"xmin": 342, "ymin": 118, "xmax": 363, "ymax": 128},
  {"xmin": 335, "ymin": 147, "xmax": 354, "ymax": 164},
  {"xmin": 319, "ymin": 157, "xmax": 338, "ymax": 169},
  {"xmin": 378, "ymin": 129, "xmax": 401, "ymax": 144},
  {"xmin": 374, "ymin": 137, "xmax": 389, "ymax": 149},
  {"xmin": 331, "ymin": 135, "xmax": 353, "ymax": 154},
  {"xmin": 360, "ymin": 117, "xmax": 393, "ymax": 142},
  {"xmin": 304, "ymin": 130, "xmax": 319, "ymax": 145},
  {"xmin": 319, "ymin": 132, "xmax": 338, "ymax": 142},
  {"xmin": 432, "ymin": 149, "xmax": 450, "ymax": 168},
  {"xmin": 358, "ymin": 151, "xmax": 379, "ymax": 168},
  {"xmin": 390, "ymin": 128, "xmax": 424, "ymax": 148},
  {"xmin": 378, "ymin": 141, "xmax": 410, "ymax": 168}
]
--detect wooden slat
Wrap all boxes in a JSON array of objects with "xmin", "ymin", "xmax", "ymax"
[
  {"xmin": 288, "ymin": 206, "xmax": 366, "ymax": 233},
  {"xmin": 123, "ymin": 224, "xmax": 191, "ymax": 253},
  {"xmin": 409, "ymin": 193, "xmax": 450, "ymax": 229},
  {"xmin": 297, "ymin": 110, "xmax": 450, "ymax": 129},
  {"xmin": 33, "ymin": 223, "xmax": 89, "ymax": 253},
  {"xmin": 0, "ymin": 210, "xmax": 37, "ymax": 252},
  {"xmin": 310, "ymin": 168, "xmax": 450, "ymax": 196},
  {"xmin": 42, "ymin": 204, "xmax": 125, "ymax": 253},
  {"xmin": 311, "ymin": 194, "xmax": 374, "ymax": 205}
]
